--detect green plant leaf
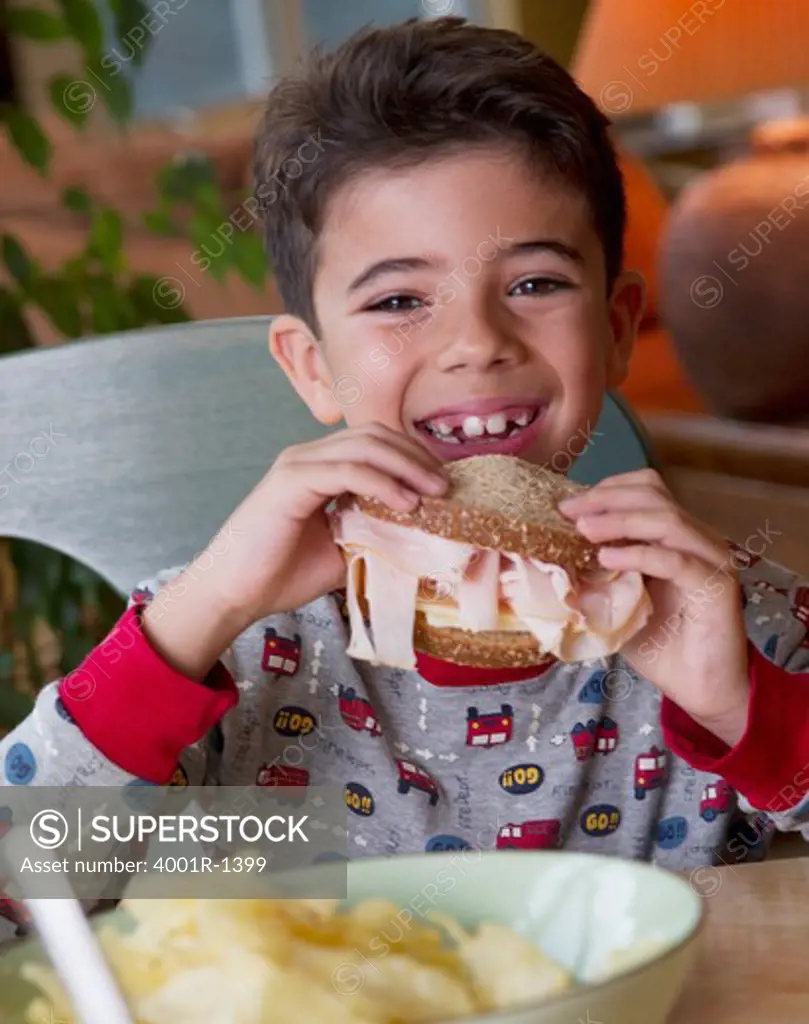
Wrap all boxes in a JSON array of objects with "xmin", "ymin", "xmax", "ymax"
[
  {"xmin": 58, "ymin": 0, "xmax": 104, "ymax": 61},
  {"xmin": 129, "ymin": 275, "xmax": 191, "ymax": 324},
  {"xmin": 190, "ymin": 209, "xmax": 229, "ymax": 282},
  {"xmin": 49, "ymin": 72, "xmax": 91, "ymax": 128},
  {"xmin": 29, "ymin": 276, "xmax": 84, "ymax": 337},
  {"xmin": 88, "ymin": 209, "xmax": 125, "ymax": 273},
  {"xmin": 233, "ymin": 232, "xmax": 268, "ymax": 289},
  {"xmin": 109, "ymin": 0, "xmax": 150, "ymax": 66},
  {"xmin": 3, "ymin": 109, "xmax": 51, "ymax": 172},
  {"xmin": 158, "ymin": 154, "xmax": 217, "ymax": 203},
  {"xmin": 192, "ymin": 180, "xmax": 226, "ymax": 219},
  {"xmin": 87, "ymin": 59, "xmax": 133, "ymax": 124},
  {"xmin": 62, "ymin": 185, "xmax": 93, "ymax": 214},
  {"xmin": 1, "ymin": 234, "xmax": 36, "ymax": 287},
  {"xmin": 86, "ymin": 274, "xmax": 136, "ymax": 333},
  {"xmin": 0, "ymin": 285, "xmax": 35, "ymax": 353},
  {"xmin": 142, "ymin": 209, "xmax": 178, "ymax": 236},
  {"xmin": 61, "ymin": 254, "xmax": 87, "ymax": 285},
  {"xmin": 6, "ymin": 7, "xmax": 67, "ymax": 40}
]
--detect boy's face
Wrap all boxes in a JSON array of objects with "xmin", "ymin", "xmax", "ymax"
[{"xmin": 271, "ymin": 147, "xmax": 644, "ymax": 467}]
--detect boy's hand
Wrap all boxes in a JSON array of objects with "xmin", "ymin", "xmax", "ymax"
[
  {"xmin": 143, "ymin": 424, "xmax": 448, "ymax": 679},
  {"xmin": 559, "ymin": 469, "xmax": 750, "ymax": 747}
]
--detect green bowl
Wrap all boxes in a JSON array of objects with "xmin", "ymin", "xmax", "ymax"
[{"xmin": 0, "ymin": 851, "xmax": 703, "ymax": 1024}]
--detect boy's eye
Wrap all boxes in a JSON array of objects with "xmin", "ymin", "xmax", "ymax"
[
  {"xmin": 509, "ymin": 276, "xmax": 572, "ymax": 297},
  {"xmin": 366, "ymin": 294, "xmax": 426, "ymax": 312}
]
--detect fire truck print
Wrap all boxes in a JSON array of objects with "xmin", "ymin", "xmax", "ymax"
[
  {"xmin": 396, "ymin": 759, "xmax": 439, "ymax": 805},
  {"xmin": 634, "ymin": 746, "xmax": 667, "ymax": 800},
  {"xmin": 700, "ymin": 779, "xmax": 734, "ymax": 821},
  {"xmin": 496, "ymin": 819, "xmax": 562, "ymax": 850},
  {"xmin": 256, "ymin": 764, "xmax": 310, "ymax": 789},
  {"xmin": 338, "ymin": 686, "xmax": 382, "ymax": 737},
  {"xmin": 466, "ymin": 704, "xmax": 514, "ymax": 747},
  {"xmin": 570, "ymin": 716, "xmax": 619, "ymax": 761},
  {"xmin": 261, "ymin": 628, "xmax": 302, "ymax": 676}
]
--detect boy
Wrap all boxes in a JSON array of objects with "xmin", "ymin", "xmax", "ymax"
[{"xmin": 2, "ymin": 17, "xmax": 809, "ymax": 941}]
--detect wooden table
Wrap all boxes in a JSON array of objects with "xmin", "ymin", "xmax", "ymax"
[{"xmin": 670, "ymin": 858, "xmax": 809, "ymax": 1022}]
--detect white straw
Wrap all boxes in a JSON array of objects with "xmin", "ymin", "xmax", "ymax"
[
  {"xmin": 3, "ymin": 828, "xmax": 133, "ymax": 1024},
  {"xmin": 23, "ymin": 899, "xmax": 134, "ymax": 1024}
]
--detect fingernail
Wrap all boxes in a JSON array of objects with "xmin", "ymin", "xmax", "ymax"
[{"xmin": 426, "ymin": 474, "xmax": 448, "ymax": 493}]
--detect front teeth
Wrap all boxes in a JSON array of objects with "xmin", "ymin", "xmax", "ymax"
[
  {"xmin": 461, "ymin": 416, "xmax": 486, "ymax": 438},
  {"xmin": 424, "ymin": 409, "xmax": 537, "ymax": 441},
  {"xmin": 485, "ymin": 412, "xmax": 507, "ymax": 435},
  {"xmin": 461, "ymin": 412, "xmax": 508, "ymax": 437}
]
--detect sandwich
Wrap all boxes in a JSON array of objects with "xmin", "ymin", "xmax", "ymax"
[{"xmin": 333, "ymin": 454, "xmax": 652, "ymax": 670}]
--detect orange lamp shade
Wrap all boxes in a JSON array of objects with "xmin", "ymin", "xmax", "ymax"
[{"xmin": 573, "ymin": 0, "xmax": 809, "ymax": 116}]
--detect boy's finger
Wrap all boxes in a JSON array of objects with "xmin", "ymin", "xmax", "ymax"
[
  {"xmin": 302, "ymin": 462, "xmax": 423, "ymax": 513},
  {"xmin": 560, "ymin": 469, "xmax": 668, "ymax": 504},
  {"xmin": 577, "ymin": 510, "xmax": 726, "ymax": 567},
  {"xmin": 594, "ymin": 468, "xmax": 668, "ymax": 490},
  {"xmin": 316, "ymin": 424, "xmax": 449, "ymax": 476},
  {"xmin": 295, "ymin": 439, "xmax": 448, "ymax": 495},
  {"xmin": 365, "ymin": 423, "xmax": 448, "ymax": 470},
  {"xmin": 559, "ymin": 485, "xmax": 671, "ymax": 516},
  {"xmin": 598, "ymin": 544, "xmax": 718, "ymax": 592}
]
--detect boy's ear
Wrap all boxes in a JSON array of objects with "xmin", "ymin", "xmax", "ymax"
[
  {"xmin": 269, "ymin": 315, "xmax": 344, "ymax": 425},
  {"xmin": 605, "ymin": 270, "xmax": 646, "ymax": 389}
]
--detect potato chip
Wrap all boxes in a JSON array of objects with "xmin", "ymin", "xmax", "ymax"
[
  {"xmin": 456, "ymin": 923, "xmax": 572, "ymax": 1010},
  {"xmin": 21, "ymin": 895, "xmax": 576, "ymax": 1024}
]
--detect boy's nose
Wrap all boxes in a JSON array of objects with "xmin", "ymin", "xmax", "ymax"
[{"xmin": 436, "ymin": 312, "xmax": 525, "ymax": 373}]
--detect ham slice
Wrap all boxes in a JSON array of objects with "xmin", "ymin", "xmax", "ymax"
[
  {"xmin": 363, "ymin": 554, "xmax": 420, "ymax": 668},
  {"xmin": 334, "ymin": 509, "xmax": 651, "ymax": 667},
  {"xmin": 343, "ymin": 552, "xmax": 377, "ymax": 663},
  {"xmin": 455, "ymin": 550, "xmax": 501, "ymax": 631},
  {"xmin": 502, "ymin": 556, "xmax": 652, "ymax": 661},
  {"xmin": 336, "ymin": 509, "xmax": 477, "ymax": 669}
]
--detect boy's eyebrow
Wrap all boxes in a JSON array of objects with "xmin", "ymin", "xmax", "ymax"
[
  {"xmin": 347, "ymin": 238, "xmax": 584, "ymax": 294},
  {"xmin": 348, "ymin": 256, "xmax": 433, "ymax": 294},
  {"xmin": 505, "ymin": 239, "xmax": 585, "ymax": 264}
]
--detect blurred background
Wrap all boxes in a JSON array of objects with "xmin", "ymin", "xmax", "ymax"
[{"xmin": 3, "ymin": 0, "xmax": 809, "ymax": 730}]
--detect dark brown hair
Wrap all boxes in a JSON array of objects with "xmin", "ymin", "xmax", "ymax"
[{"xmin": 253, "ymin": 17, "xmax": 625, "ymax": 331}]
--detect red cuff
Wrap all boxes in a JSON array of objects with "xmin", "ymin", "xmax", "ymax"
[
  {"xmin": 662, "ymin": 642, "xmax": 809, "ymax": 812},
  {"xmin": 58, "ymin": 606, "xmax": 238, "ymax": 783}
]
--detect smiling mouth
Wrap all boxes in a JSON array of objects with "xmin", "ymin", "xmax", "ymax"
[{"xmin": 414, "ymin": 405, "xmax": 543, "ymax": 446}]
